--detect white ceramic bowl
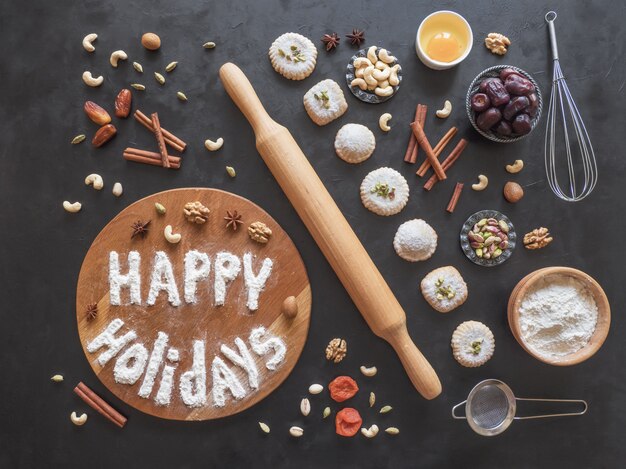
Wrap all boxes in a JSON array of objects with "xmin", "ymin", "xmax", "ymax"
[{"xmin": 415, "ymin": 11, "xmax": 473, "ymax": 70}]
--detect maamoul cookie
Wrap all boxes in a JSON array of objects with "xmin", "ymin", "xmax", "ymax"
[
  {"xmin": 420, "ymin": 266, "xmax": 468, "ymax": 312},
  {"xmin": 269, "ymin": 33, "xmax": 318, "ymax": 81},
  {"xmin": 451, "ymin": 321, "xmax": 494, "ymax": 367},
  {"xmin": 360, "ymin": 167, "xmax": 409, "ymax": 216},
  {"xmin": 393, "ymin": 219, "xmax": 438, "ymax": 262},
  {"xmin": 303, "ymin": 79, "xmax": 348, "ymax": 126},
  {"xmin": 334, "ymin": 123, "xmax": 375, "ymax": 163}
]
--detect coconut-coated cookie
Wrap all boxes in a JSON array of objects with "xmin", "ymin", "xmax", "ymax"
[
  {"xmin": 393, "ymin": 219, "xmax": 438, "ymax": 262},
  {"xmin": 335, "ymin": 123, "xmax": 376, "ymax": 163}
]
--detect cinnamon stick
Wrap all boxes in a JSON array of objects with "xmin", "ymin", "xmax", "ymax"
[
  {"xmin": 446, "ymin": 182, "xmax": 464, "ymax": 213},
  {"xmin": 123, "ymin": 147, "xmax": 181, "ymax": 169},
  {"xmin": 416, "ymin": 127, "xmax": 457, "ymax": 177},
  {"xmin": 411, "ymin": 122, "xmax": 447, "ymax": 180},
  {"xmin": 150, "ymin": 113, "xmax": 170, "ymax": 168},
  {"xmin": 74, "ymin": 382, "xmax": 127, "ymax": 428},
  {"xmin": 424, "ymin": 139, "xmax": 468, "ymax": 191},
  {"xmin": 404, "ymin": 104, "xmax": 427, "ymax": 164},
  {"xmin": 134, "ymin": 110, "xmax": 186, "ymax": 152}
]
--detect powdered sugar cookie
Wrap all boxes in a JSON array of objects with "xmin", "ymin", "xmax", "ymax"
[
  {"xmin": 393, "ymin": 219, "xmax": 437, "ymax": 262},
  {"xmin": 335, "ymin": 123, "xmax": 375, "ymax": 163},
  {"xmin": 269, "ymin": 33, "xmax": 318, "ymax": 81},
  {"xmin": 451, "ymin": 320, "xmax": 494, "ymax": 367},
  {"xmin": 360, "ymin": 167, "xmax": 409, "ymax": 216},
  {"xmin": 421, "ymin": 266, "xmax": 468, "ymax": 312},
  {"xmin": 303, "ymin": 79, "xmax": 348, "ymax": 126}
]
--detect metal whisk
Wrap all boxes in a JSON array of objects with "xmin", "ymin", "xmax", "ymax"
[{"xmin": 544, "ymin": 11, "xmax": 598, "ymax": 202}]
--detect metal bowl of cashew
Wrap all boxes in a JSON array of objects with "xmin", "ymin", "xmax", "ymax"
[{"xmin": 345, "ymin": 46, "xmax": 402, "ymax": 104}]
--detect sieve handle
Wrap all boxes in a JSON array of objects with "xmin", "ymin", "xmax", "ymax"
[
  {"xmin": 451, "ymin": 400, "xmax": 468, "ymax": 419},
  {"xmin": 545, "ymin": 11, "xmax": 559, "ymax": 60},
  {"xmin": 513, "ymin": 397, "xmax": 588, "ymax": 420}
]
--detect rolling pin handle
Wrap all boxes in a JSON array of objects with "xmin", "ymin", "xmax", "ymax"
[{"xmin": 389, "ymin": 326, "xmax": 442, "ymax": 400}]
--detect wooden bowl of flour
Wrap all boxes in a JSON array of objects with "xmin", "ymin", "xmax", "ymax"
[{"xmin": 508, "ymin": 267, "xmax": 610, "ymax": 366}]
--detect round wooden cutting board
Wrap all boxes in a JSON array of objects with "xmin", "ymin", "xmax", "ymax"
[{"xmin": 76, "ymin": 188, "xmax": 311, "ymax": 421}]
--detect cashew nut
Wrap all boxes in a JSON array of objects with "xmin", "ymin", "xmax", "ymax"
[
  {"xmin": 378, "ymin": 48, "xmax": 396, "ymax": 64},
  {"xmin": 367, "ymin": 45, "xmax": 378, "ymax": 64},
  {"xmin": 375, "ymin": 86, "xmax": 394, "ymax": 97},
  {"xmin": 360, "ymin": 365, "xmax": 378, "ymax": 377},
  {"xmin": 82, "ymin": 71, "xmax": 103, "ymax": 87},
  {"xmin": 372, "ymin": 67, "xmax": 391, "ymax": 81},
  {"xmin": 84, "ymin": 174, "xmax": 104, "ymax": 190},
  {"xmin": 363, "ymin": 66, "xmax": 378, "ymax": 87},
  {"xmin": 70, "ymin": 412, "xmax": 88, "ymax": 426},
  {"xmin": 63, "ymin": 201, "xmax": 82, "ymax": 213},
  {"xmin": 375, "ymin": 61, "xmax": 388, "ymax": 71},
  {"xmin": 361, "ymin": 424, "xmax": 379, "ymax": 438},
  {"xmin": 112, "ymin": 182, "xmax": 123, "ymax": 197},
  {"xmin": 436, "ymin": 100, "xmax": 452, "ymax": 119},
  {"xmin": 506, "ymin": 159, "xmax": 524, "ymax": 174},
  {"xmin": 388, "ymin": 64, "xmax": 400, "ymax": 86},
  {"xmin": 350, "ymin": 78, "xmax": 367, "ymax": 90},
  {"xmin": 353, "ymin": 57, "xmax": 372, "ymax": 69},
  {"xmin": 164, "ymin": 225, "xmax": 181, "ymax": 244},
  {"xmin": 82, "ymin": 33, "xmax": 97, "ymax": 52},
  {"xmin": 109, "ymin": 50, "xmax": 128, "ymax": 68},
  {"xmin": 378, "ymin": 113, "xmax": 392, "ymax": 132},
  {"xmin": 378, "ymin": 80, "xmax": 390, "ymax": 89},
  {"xmin": 204, "ymin": 138, "xmax": 224, "ymax": 152},
  {"xmin": 472, "ymin": 174, "xmax": 489, "ymax": 191},
  {"xmin": 355, "ymin": 67, "xmax": 365, "ymax": 78}
]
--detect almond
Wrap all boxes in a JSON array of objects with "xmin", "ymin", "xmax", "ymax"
[
  {"xmin": 114, "ymin": 89, "xmax": 132, "ymax": 118},
  {"xmin": 92, "ymin": 124, "xmax": 117, "ymax": 147},
  {"xmin": 84, "ymin": 101, "xmax": 111, "ymax": 126}
]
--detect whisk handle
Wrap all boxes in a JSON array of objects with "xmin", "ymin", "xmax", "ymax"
[{"xmin": 545, "ymin": 11, "xmax": 559, "ymax": 60}]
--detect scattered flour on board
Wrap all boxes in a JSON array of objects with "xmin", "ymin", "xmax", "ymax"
[{"xmin": 518, "ymin": 275, "xmax": 598, "ymax": 358}]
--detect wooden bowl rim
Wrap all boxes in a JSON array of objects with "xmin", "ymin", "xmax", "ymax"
[{"xmin": 508, "ymin": 267, "xmax": 610, "ymax": 366}]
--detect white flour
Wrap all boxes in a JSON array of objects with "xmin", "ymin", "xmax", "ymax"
[
  {"xmin": 243, "ymin": 253, "xmax": 273, "ymax": 311},
  {"xmin": 518, "ymin": 276, "xmax": 598, "ymax": 357}
]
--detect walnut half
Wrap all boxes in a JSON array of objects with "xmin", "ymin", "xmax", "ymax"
[
  {"xmin": 247, "ymin": 221, "xmax": 272, "ymax": 244},
  {"xmin": 325, "ymin": 338, "xmax": 347, "ymax": 363},
  {"xmin": 183, "ymin": 201, "xmax": 210, "ymax": 224},
  {"xmin": 523, "ymin": 227, "xmax": 553, "ymax": 250},
  {"xmin": 485, "ymin": 33, "xmax": 511, "ymax": 56}
]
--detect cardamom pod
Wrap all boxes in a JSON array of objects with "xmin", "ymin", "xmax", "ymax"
[
  {"xmin": 155, "ymin": 202, "xmax": 166, "ymax": 214},
  {"xmin": 369, "ymin": 391, "xmax": 375, "ymax": 408},
  {"xmin": 380, "ymin": 405, "xmax": 392, "ymax": 414},
  {"xmin": 132, "ymin": 62, "xmax": 143, "ymax": 73},
  {"xmin": 154, "ymin": 72, "xmax": 165, "ymax": 85},
  {"xmin": 323, "ymin": 407, "xmax": 331, "ymax": 419},
  {"xmin": 203, "ymin": 41, "xmax": 216, "ymax": 49},
  {"xmin": 71, "ymin": 134, "xmax": 86, "ymax": 145},
  {"xmin": 226, "ymin": 166, "xmax": 236, "ymax": 178},
  {"xmin": 50, "ymin": 374, "xmax": 64, "ymax": 382},
  {"xmin": 131, "ymin": 83, "xmax": 145, "ymax": 91},
  {"xmin": 165, "ymin": 61, "xmax": 178, "ymax": 72},
  {"xmin": 258, "ymin": 422, "xmax": 270, "ymax": 433},
  {"xmin": 385, "ymin": 427, "xmax": 400, "ymax": 435},
  {"xmin": 176, "ymin": 91, "xmax": 188, "ymax": 101}
]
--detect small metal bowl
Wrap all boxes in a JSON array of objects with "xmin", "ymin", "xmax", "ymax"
[
  {"xmin": 345, "ymin": 47, "xmax": 402, "ymax": 104},
  {"xmin": 466, "ymin": 65, "xmax": 542, "ymax": 143},
  {"xmin": 460, "ymin": 210, "xmax": 516, "ymax": 267}
]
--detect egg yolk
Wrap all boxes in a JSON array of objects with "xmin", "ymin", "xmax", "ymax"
[{"xmin": 427, "ymin": 32, "xmax": 461, "ymax": 62}]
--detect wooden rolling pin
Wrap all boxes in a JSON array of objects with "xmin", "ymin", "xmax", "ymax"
[{"xmin": 219, "ymin": 63, "xmax": 442, "ymax": 400}]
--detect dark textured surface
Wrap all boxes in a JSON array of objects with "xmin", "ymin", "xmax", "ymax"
[{"xmin": 1, "ymin": 0, "xmax": 624, "ymax": 467}]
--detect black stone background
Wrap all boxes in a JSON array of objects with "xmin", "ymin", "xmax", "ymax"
[{"xmin": 1, "ymin": 0, "xmax": 625, "ymax": 467}]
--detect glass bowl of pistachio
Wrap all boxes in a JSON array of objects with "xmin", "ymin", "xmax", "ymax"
[{"xmin": 460, "ymin": 210, "xmax": 516, "ymax": 267}]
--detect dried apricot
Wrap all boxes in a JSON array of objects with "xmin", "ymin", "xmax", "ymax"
[
  {"xmin": 329, "ymin": 376, "xmax": 359, "ymax": 402},
  {"xmin": 335, "ymin": 407, "xmax": 362, "ymax": 437}
]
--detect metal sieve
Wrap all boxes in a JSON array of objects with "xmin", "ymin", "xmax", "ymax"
[{"xmin": 452, "ymin": 379, "xmax": 587, "ymax": 436}]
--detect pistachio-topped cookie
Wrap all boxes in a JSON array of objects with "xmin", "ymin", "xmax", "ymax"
[
  {"xmin": 360, "ymin": 167, "xmax": 409, "ymax": 216},
  {"xmin": 451, "ymin": 321, "xmax": 495, "ymax": 367},
  {"xmin": 269, "ymin": 33, "xmax": 318, "ymax": 80},
  {"xmin": 420, "ymin": 266, "xmax": 467, "ymax": 312},
  {"xmin": 304, "ymin": 79, "xmax": 348, "ymax": 126}
]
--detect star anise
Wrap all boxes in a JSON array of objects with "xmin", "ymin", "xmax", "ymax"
[
  {"xmin": 321, "ymin": 32, "xmax": 340, "ymax": 51},
  {"xmin": 85, "ymin": 303, "xmax": 98, "ymax": 321},
  {"xmin": 346, "ymin": 29, "xmax": 365, "ymax": 47},
  {"xmin": 224, "ymin": 210, "xmax": 243, "ymax": 231},
  {"xmin": 131, "ymin": 219, "xmax": 151, "ymax": 238}
]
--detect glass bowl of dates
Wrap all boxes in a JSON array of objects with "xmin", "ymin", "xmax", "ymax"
[
  {"xmin": 466, "ymin": 65, "xmax": 542, "ymax": 143},
  {"xmin": 460, "ymin": 210, "xmax": 516, "ymax": 267}
]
